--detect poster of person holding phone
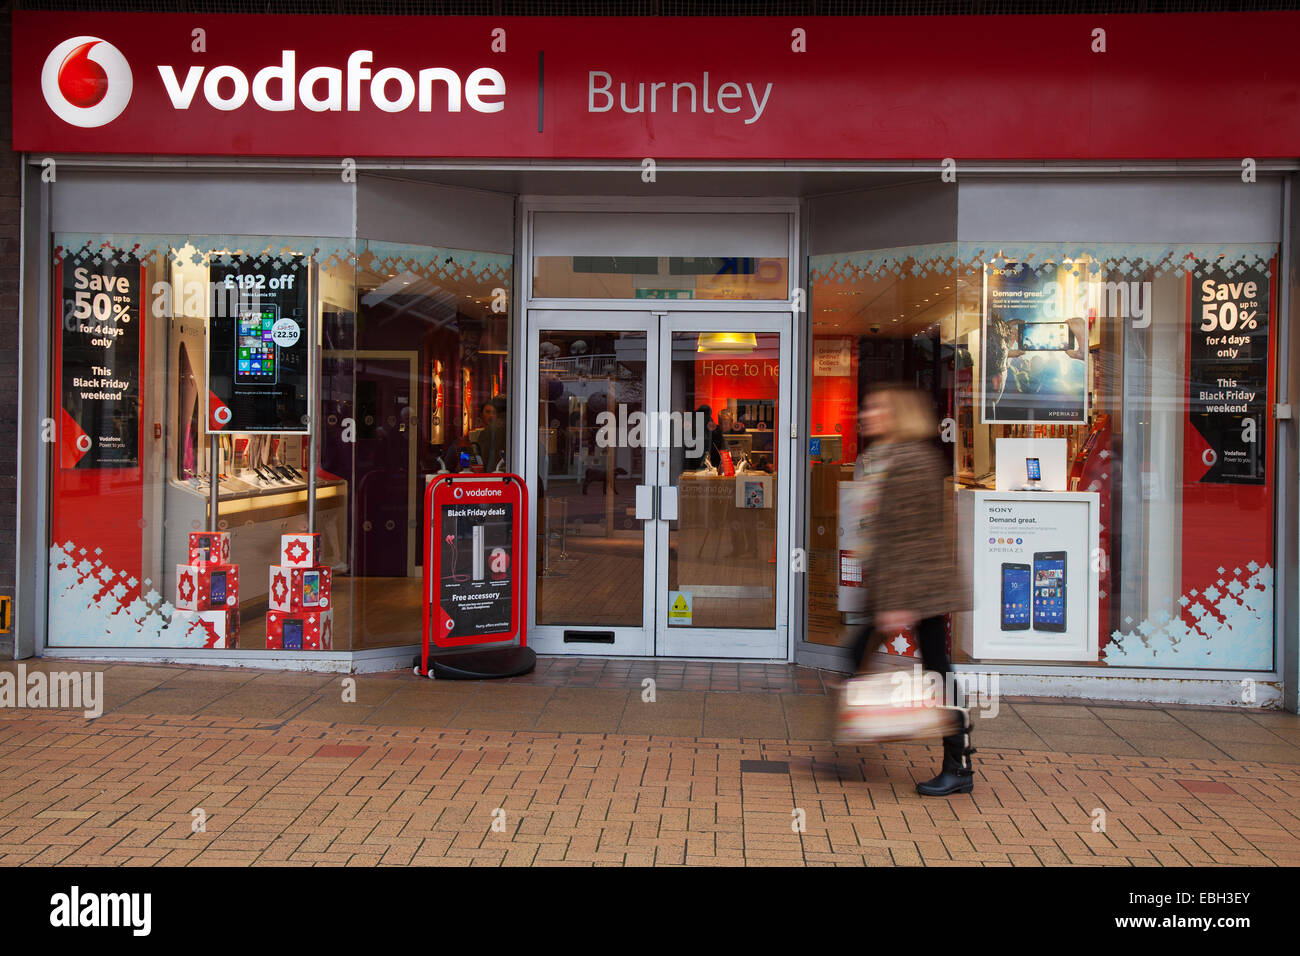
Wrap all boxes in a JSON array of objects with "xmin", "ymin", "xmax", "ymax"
[{"xmin": 980, "ymin": 262, "xmax": 1089, "ymax": 424}]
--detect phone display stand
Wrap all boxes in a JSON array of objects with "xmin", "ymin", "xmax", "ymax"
[
  {"xmin": 173, "ymin": 531, "xmax": 241, "ymax": 648},
  {"xmin": 266, "ymin": 532, "xmax": 333, "ymax": 650},
  {"xmin": 995, "ymin": 438, "xmax": 1067, "ymax": 491}
]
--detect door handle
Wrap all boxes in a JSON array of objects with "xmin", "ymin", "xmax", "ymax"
[
  {"xmin": 659, "ymin": 485, "xmax": 679, "ymax": 521},
  {"xmin": 635, "ymin": 484, "xmax": 655, "ymax": 520}
]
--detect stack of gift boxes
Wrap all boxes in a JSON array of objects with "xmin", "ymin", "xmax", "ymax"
[
  {"xmin": 267, "ymin": 532, "xmax": 333, "ymax": 651},
  {"xmin": 174, "ymin": 532, "xmax": 241, "ymax": 648}
]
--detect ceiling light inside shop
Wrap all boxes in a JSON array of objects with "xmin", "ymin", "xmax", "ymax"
[{"xmin": 697, "ymin": 332, "xmax": 757, "ymax": 353}]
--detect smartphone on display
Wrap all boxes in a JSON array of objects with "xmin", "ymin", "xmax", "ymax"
[
  {"xmin": 471, "ymin": 525, "xmax": 486, "ymax": 582},
  {"xmin": 1026, "ymin": 457, "xmax": 1042, "ymax": 482},
  {"xmin": 302, "ymin": 571, "xmax": 320, "ymax": 608},
  {"xmin": 1000, "ymin": 563, "xmax": 1031, "ymax": 630},
  {"xmin": 283, "ymin": 619, "xmax": 303, "ymax": 650},
  {"xmin": 1032, "ymin": 551, "xmax": 1067, "ymax": 632},
  {"xmin": 1018, "ymin": 322, "xmax": 1076, "ymax": 352},
  {"xmin": 209, "ymin": 570, "xmax": 227, "ymax": 606},
  {"xmin": 234, "ymin": 305, "xmax": 279, "ymax": 385}
]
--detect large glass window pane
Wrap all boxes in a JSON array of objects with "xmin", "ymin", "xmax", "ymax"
[
  {"xmin": 948, "ymin": 241, "xmax": 1279, "ymax": 670},
  {"xmin": 333, "ymin": 240, "xmax": 513, "ymax": 650},
  {"xmin": 534, "ymin": 255, "xmax": 789, "ymax": 300},
  {"xmin": 667, "ymin": 330, "xmax": 781, "ymax": 630},
  {"xmin": 531, "ymin": 210, "xmax": 790, "ymax": 300},
  {"xmin": 49, "ymin": 233, "xmax": 352, "ymax": 652},
  {"xmin": 535, "ymin": 329, "xmax": 647, "ymax": 627},
  {"xmin": 805, "ymin": 245, "xmax": 961, "ymax": 650}
]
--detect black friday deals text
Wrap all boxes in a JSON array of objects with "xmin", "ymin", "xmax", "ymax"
[{"xmin": 439, "ymin": 504, "xmax": 513, "ymax": 640}]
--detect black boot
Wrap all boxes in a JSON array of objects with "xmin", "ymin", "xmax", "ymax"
[{"xmin": 916, "ymin": 709, "xmax": 975, "ymax": 796}]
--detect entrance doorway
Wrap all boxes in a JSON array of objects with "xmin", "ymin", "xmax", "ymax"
[{"xmin": 525, "ymin": 310, "xmax": 792, "ymax": 658}]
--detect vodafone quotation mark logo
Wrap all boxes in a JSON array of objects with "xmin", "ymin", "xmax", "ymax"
[{"xmin": 42, "ymin": 37, "xmax": 133, "ymax": 127}]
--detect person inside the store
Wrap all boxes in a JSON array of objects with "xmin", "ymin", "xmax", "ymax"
[
  {"xmin": 472, "ymin": 397, "xmax": 508, "ymax": 472},
  {"xmin": 684, "ymin": 404, "xmax": 725, "ymax": 472},
  {"xmin": 719, "ymin": 407, "xmax": 746, "ymax": 434}
]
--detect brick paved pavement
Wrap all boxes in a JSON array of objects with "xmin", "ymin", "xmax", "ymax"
[{"xmin": 1, "ymin": 658, "xmax": 1298, "ymax": 866}]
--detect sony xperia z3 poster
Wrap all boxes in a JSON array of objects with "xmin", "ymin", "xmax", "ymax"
[
  {"xmin": 981, "ymin": 262, "xmax": 1089, "ymax": 425},
  {"xmin": 438, "ymin": 502, "xmax": 513, "ymax": 640}
]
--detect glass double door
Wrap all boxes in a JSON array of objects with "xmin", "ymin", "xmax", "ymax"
[{"xmin": 526, "ymin": 310, "xmax": 791, "ymax": 658}]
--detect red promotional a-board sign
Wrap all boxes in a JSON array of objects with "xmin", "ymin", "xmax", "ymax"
[{"xmin": 422, "ymin": 473, "xmax": 529, "ymax": 673}]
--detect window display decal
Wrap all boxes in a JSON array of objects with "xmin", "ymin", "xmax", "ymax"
[
  {"xmin": 1103, "ymin": 562, "xmax": 1273, "ymax": 670},
  {"xmin": 1185, "ymin": 263, "xmax": 1270, "ymax": 485},
  {"xmin": 668, "ymin": 591, "xmax": 693, "ymax": 626},
  {"xmin": 808, "ymin": 242, "xmax": 1278, "ymax": 285},
  {"xmin": 206, "ymin": 255, "xmax": 310, "ymax": 434},
  {"xmin": 980, "ymin": 262, "xmax": 1088, "ymax": 425},
  {"xmin": 48, "ymin": 541, "xmax": 229, "ymax": 647},
  {"xmin": 362, "ymin": 242, "xmax": 512, "ymax": 287},
  {"xmin": 57, "ymin": 248, "xmax": 143, "ymax": 468}
]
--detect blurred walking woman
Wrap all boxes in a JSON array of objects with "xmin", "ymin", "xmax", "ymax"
[{"xmin": 848, "ymin": 384, "xmax": 974, "ymax": 796}]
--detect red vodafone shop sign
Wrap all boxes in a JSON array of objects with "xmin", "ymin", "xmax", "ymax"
[{"xmin": 13, "ymin": 11, "xmax": 1300, "ymax": 159}]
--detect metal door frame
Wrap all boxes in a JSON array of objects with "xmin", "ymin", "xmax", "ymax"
[
  {"xmin": 525, "ymin": 310, "xmax": 660, "ymax": 656},
  {"xmin": 653, "ymin": 312, "xmax": 792, "ymax": 658},
  {"xmin": 524, "ymin": 309, "xmax": 792, "ymax": 658}
]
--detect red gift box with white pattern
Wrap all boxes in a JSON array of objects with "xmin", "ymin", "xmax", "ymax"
[
  {"xmin": 266, "ymin": 609, "xmax": 333, "ymax": 651},
  {"xmin": 175, "ymin": 563, "xmax": 240, "ymax": 612},
  {"xmin": 279, "ymin": 533, "xmax": 323, "ymax": 568},
  {"xmin": 267, "ymin": 565, "xmax": 332, "ymax": 613},
  {"xmin": 187, "ymin": 531, "xmax": 232, "ymax": 567},
  {"xmin": 173, "ymin": 607, "xmax": 240, "ymax": 648}
]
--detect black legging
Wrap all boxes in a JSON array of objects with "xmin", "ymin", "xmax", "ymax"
[{"xmin": 849, "ymin": 614, "xmax": 950, "ymax": 680}]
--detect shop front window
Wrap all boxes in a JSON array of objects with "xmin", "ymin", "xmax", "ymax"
[
  {"xmin": 323, "ymin": 240, "xmax": 512, "ymax": 650},
  {"xmin": 807, "ymin": 239, "xmax": 1279, "ymax": 672},
  {"xmin": 47, "ymin": 232, "xmax": 512, "ymax": 653}
]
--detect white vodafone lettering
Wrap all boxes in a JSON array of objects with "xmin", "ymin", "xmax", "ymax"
[
  {"xmin": 157, "ymin": 65, "xmax": 203, "ymax": 108},
  {"xmin": 253, "ymin": 50, "xmax": 296, "ymax": 111},
  {"xmin": 156, "ymin": 50, "xmax": 506, "ymax": 115}
]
